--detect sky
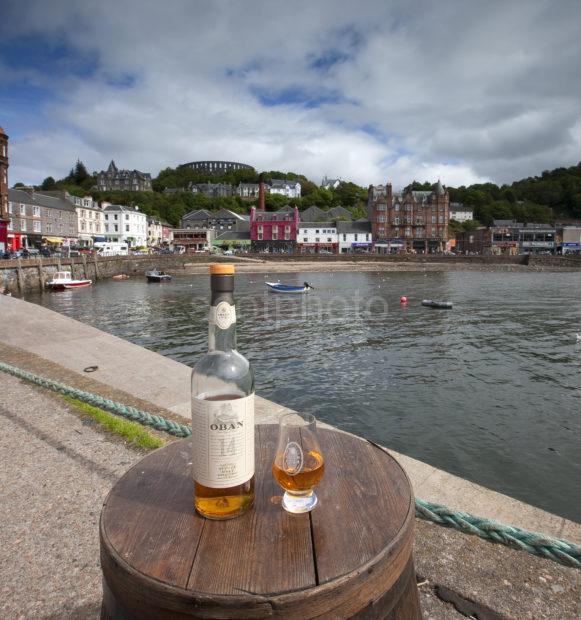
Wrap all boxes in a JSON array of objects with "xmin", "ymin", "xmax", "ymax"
[{"xmin": 1, "ymin": 0, "xmax": 580, "ymax": 189}]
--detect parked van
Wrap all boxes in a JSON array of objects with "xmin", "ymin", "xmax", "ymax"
[{"xmin": 94, "ymin": 242, "xmax": 129, "ymax": 256}]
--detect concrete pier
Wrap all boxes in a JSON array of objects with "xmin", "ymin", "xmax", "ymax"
[{"xmin": 0, "ymin": 294, "xmax": 579, "ymax": 618}]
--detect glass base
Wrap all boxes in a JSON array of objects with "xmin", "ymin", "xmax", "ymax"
[{"xmin": 282, "ymin": 490, "xmax": 318, "ymax": 513}]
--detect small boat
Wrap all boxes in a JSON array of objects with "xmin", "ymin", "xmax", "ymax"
[
  {"xmin": 146, "ymin": 270, "xmax": 172, "ymax": 282},
  {"xmin": 422, "ymin": 299, "xmax": 453, "ymax": 309},
  {"xmin": 47, "ymin": 271, "xmax": 92, "ymax": 291},
  {"xmin": 112, "ymin": 274, "xmax": 130, "ymax": 281},
  {"xmin": 265, "ymin": 281, "xmax": 313, "ymax": 294}
]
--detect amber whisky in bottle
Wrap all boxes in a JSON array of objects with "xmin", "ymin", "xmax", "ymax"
[{"xmin": 191, "ymin": 264, "xmax": 255, "ymax": 519}]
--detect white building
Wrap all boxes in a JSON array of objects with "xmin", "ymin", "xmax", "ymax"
[
  {"xmin": 297, "ymin": 222, "xmax": 338, "ymax": 253},
  {"xmin": 269, "ymin": 179, "xmax": 301, "ymax": 199},
  {"xmin": 321, "ymin": 176, "xmax": 341, "ymax": 190},
  {"xmin": 103, "ymin": 203, "xmax": 147, "ymax": 247},
  {"xmin": 337, "ymin": 221, "xmax": 373, "ymax": 253},
  {"xmin": 147, "ymin": 216, "xmax": 163, "ymax": 247},
  {"xmin": 449, "ymin": 202, "xmax": 473, "ymax": 223}
]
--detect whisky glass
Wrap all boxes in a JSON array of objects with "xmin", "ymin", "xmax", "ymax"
[{"xmin": 272, "ymin": 412, "xmax": 325, "ymax": 513}]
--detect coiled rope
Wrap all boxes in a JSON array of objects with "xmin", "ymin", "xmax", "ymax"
[{"xmin": 1, "ymin": 360, "xmax": 579, "ymax": 569}]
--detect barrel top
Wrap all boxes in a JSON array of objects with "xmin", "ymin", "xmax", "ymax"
[{"xmin": 100, "ymin": 425, "xmax": 414, "ymax": 602}]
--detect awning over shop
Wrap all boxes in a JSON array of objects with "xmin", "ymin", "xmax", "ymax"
[{"xmin": 42, "ymin": 236, "xmax": 63, "ymax": 244}]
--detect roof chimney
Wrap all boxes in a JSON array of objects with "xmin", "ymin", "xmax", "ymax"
[{"xmin": 258, "ymin": 177, "xmax": 266, "ymax": 211}]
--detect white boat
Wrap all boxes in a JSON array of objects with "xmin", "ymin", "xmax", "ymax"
[
  {"xmin": 265, "ymin": 282, "xmax": 313, "ymax": 294},
  {"xmin": 47, "ymin": 271, "xmax": 92, "ymax": 291}
]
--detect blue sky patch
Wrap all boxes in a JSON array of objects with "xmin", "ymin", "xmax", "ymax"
[{"xmin": 251, "ymin": 85, "xmax": 344, "ymax": 109}]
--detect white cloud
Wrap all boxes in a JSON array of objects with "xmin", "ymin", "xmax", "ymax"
[{"xmin": 2, "ymin": 0, "xmax": 580, "ymax": 188}]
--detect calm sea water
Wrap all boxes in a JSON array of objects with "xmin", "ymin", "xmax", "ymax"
[{"xmin": 25, "ymin": 270, "xmax": 581, "ymax": 521}]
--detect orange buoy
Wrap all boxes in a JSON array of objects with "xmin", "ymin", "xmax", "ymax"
[{"xmin": 400, "ymin": 296, "xmax": 407, "ymax": 303}]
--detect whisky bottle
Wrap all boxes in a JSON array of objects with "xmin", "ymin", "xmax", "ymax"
[{"xmin": 191, "ymin": 263, "xmax": 255, "ymax": 519}]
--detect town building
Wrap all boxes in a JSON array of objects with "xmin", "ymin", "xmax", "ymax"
[
  {"xmin": 6, "ymin": 188, "xmax": 79, "ymax": 250},
  {"xmin": 178, "ymin": 160, "xmax": 254, "ymax": 175},
  {"xmin": 268, "ymin": 179, "xmax": 301, "ymax": 199},
  {"xmin": 188, "ymin": 182, "xmax": 233, "ymax": 198},
  {"xmin": 455, "ymin": 227, "xmax": 490, "ymax": 255},
  {"xmin": 181, "ymin": 208, "xmax": 247, "ymax": 231},
  {"xmin": 320, "ymin": 176, "xmax": 341, "ymax": 190},
  {"xmin": 147, "ymin": 216, "xmax": 164, "ymax": 247},
  {"xmin": 337, "ymin": 221, "xmax": 372, "ymax": 253},
  {"xmin": 368, "ymin": 181, "xmax": 449, "ymax": 253},
  {"xmin": 449, "ymin": 202, "xmax": 474, "ymax": 222},
  {"xmin": 237, "ymin": 183, "xmax": 260, "ymax": 200},
  {"xmin": 172, "ymin": 228, "xmax": 215, "ymax": 252},
  {"xmin": 41, "ymin": 190, "xmax": 104, "ymax": 247},
  {"xmin": 0, "ymin": 127, "xmax": 9, "ymax": 252},
  {"xmin": 249, "ymin": 205, "xmax": 299, "ymax": 253},
  {"xmin": 102, "ymin": 204, "xmax": 148, "ymax": 247},
  {"xmin": 160, "ymin": 221, "xmax": 174, "ymax": 246},
  {"xmin": 212, "ymin": 230, "xmax": 251, "ymax": 252},
  {"xmin": 96, "ymin": 160, "xmax": 152, "ymax": 192},
  {"xmin": 561, "ymin": 226, "xmax": 581, "ymax": 254},
  {"xmin": 297, "ymin": 222, "xmax": 338, "ymax": 254},
  {"xmin": 455, "ymin": 220, "xmax": 556, "ymax": 255}
]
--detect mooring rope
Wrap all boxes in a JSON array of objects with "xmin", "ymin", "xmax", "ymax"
[
  {"xmin": 0, "ymin": 361, "xmax": 191, "ymax": 438},
  {"xmin": 1, "ymin": 360, "xmax": 579, "ymax": 569}
]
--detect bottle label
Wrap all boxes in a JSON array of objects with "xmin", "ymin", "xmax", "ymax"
[
  {"xmin": 191, "ymin": 393, "xmax": 254, "ymax": 488},
  {"xmin": 209, "ymin": 302, "xmax": 236, "ymax": 330}
]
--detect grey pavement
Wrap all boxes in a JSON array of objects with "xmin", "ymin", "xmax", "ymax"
[{"xmin": 0, "ymin": 373, "xmax": 142, "ymax": 619}]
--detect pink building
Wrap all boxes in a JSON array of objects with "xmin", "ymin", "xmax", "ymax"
[{"xmin": 250, "ymin": 206, "xmax": 299, "ymax": 253}]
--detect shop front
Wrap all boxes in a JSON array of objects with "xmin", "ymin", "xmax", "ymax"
[{"xmin": 374, "ymin": 238, "xmax": 404, "ymax": 254}]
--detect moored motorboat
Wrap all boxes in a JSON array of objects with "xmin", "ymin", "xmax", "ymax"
[
  {"xmin": 265, "ymin": 281, "xmax": 313, "ymax": 294},
  {"xmin": 112, "ymin": 274, "xmax": 130, "ymax": 280},
  {"xmin": 146, "ymin": 270, "xmax": 172, "ymax": 282},
  {"xmin": 422, "ymin": 299, "xmax": 453, "ymax": 309},
  {"xmin": 47, "ymin": 271, "xmax": 92, "ymax": 291}
]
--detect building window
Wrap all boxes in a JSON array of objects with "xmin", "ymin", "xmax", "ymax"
[
  {"xmin": 258, "ymin": 233, "xmax": 263, "ymax": 241},
  {"xmin": 8, "ymin": 202, "xmax": 12, "ymax": 214},
  {"xmin": 32, "ymin": 206, "xmax": 40, "ymax": 217},
  {"xmin": 327, "ymin": 237, "xmax": 332, "ymax": 242},
  {"xmin": 394, "ymin": 217, "xmax": 400, "ymax": 225},
  {"xmin": 354, "ymin": 234, "xmax": 358, "ymax": 241},
  {"xmin": 114, "ymin": 214, "xmax": 118, "ymax": 220},
  {"xmin": 126, "ymin": 225, "xmax": 130, "ymax": 232},
  {"xmin": 315, "ymin": 230, "xmax": 319, "ymax": 234},
  {"xmin": 395, "ymin": 204, "xmax": 400, "ymax": 211},
  {"xmin": 114, "ymin": 225, "xmax": 118, "ymax": 232},
  {"xmin": 125, "ymin": 214, "xmax": 129, "ymax": 220},
  {"xmin": 34, "ymin": 221, "xmax": 41, "ymax": 232},
  {"xmin": 303, "ymin": 237, "xmax": 308, "ymax": 242},
  {"xmin": 343, "ymin": 234, "xmax": 347, "ymax": 241},
  {"xmin": 432, "ymin": 215, "xmax": 436, "ymax": 223},
  {"xmin": 20, "ymin": 204, "xmax": 26, "ymax": 215},
  {"xmin": 315, "ymin": 237, "xmax": 320, "ymax": 242}
]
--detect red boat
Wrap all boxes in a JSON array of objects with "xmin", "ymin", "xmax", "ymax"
[{"xmin": 47, "ymin": 271, "xmax": 92, "ymax": 291}]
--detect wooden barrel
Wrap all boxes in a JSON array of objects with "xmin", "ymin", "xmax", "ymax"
[{"xmin": 100, "ymin": 425, "xmax": 422, "ymax": 619}]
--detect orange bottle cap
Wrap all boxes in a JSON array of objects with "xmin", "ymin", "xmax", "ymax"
[{"xmin": 210, "ymin": 263, "xmax": 235, "ymax": 275}]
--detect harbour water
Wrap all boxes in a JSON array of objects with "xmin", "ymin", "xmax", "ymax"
[{"xmin": 25, "ymin": 270, "xmax": 581, "ymax": 521}]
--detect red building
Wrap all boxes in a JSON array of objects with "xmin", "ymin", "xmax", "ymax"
[
  {"xmin": 368, "ymin": 181, "xmax": 449, "ymax": 253},
  {"xmin": 250, "ymin": 206, "xmax": 299, "ymax": 253},
  {"xmin": 0, "ymin": 127, "xmax": 8, "ymax": 253}
]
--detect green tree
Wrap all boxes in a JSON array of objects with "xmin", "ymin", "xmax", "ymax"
[{"xmin": 41, "ymin": 176, "xmax": 57, "ymax": 190}]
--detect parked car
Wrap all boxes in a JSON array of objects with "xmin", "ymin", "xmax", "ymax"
[{"xmin": 223, "ymin": 249, "xmax": 234, "ymax": 256}]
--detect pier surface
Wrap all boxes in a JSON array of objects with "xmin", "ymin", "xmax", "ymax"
[{"xmin": 0, "ymin": 294, "xmax": 579, "ymax": 619}]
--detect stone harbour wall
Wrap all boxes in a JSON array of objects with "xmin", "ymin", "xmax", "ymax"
[{"xmin": 0, "ymin": 254, "xmax": 211, "ymax": 294}]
